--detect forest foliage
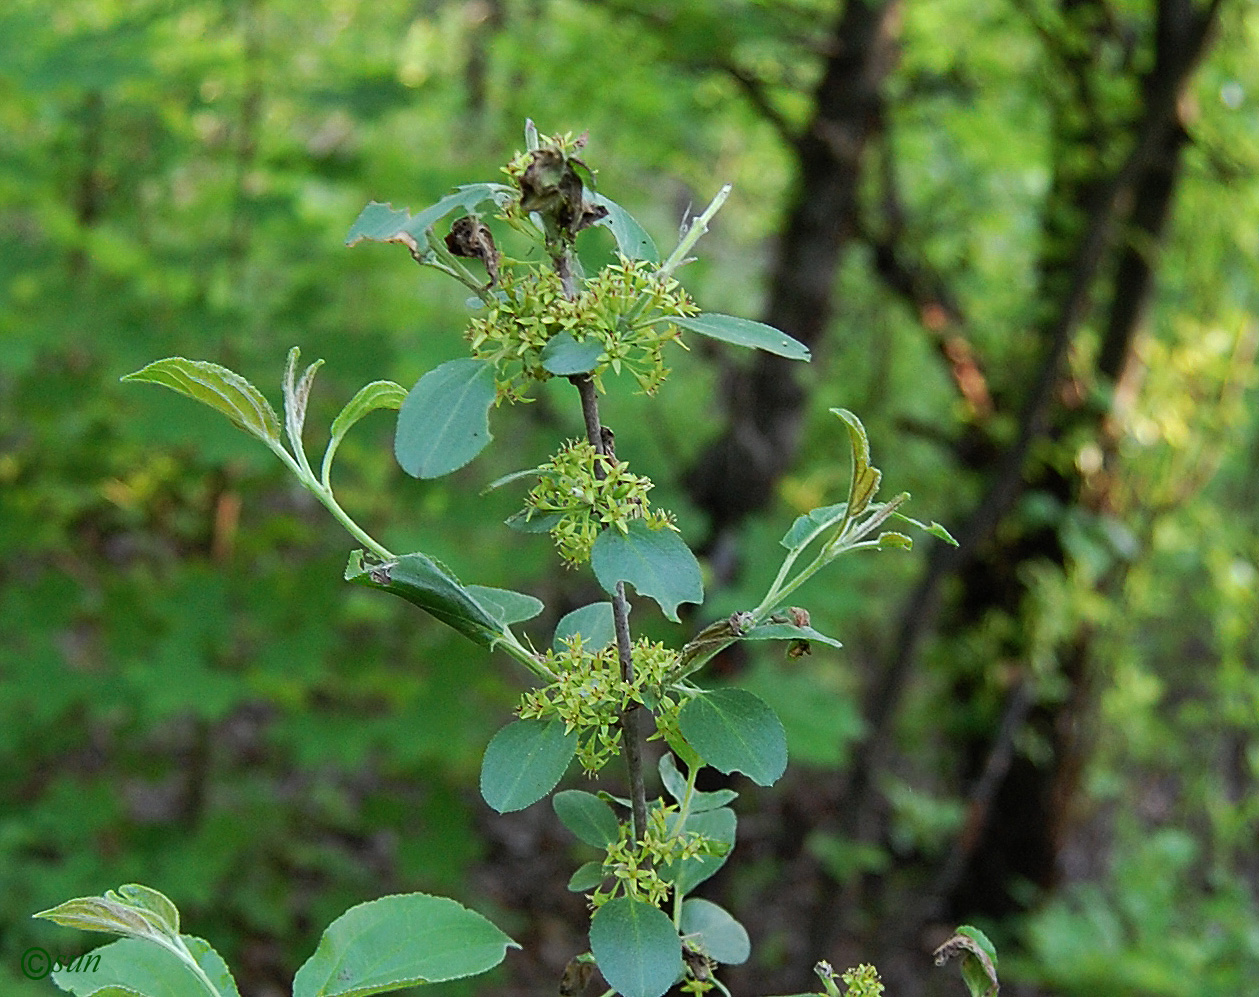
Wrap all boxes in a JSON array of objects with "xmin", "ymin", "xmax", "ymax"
[{"xmin": 2, "ymin": 1, "xmax": 1258, "ymax": 996}]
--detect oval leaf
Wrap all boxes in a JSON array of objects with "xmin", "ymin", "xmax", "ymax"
[
  {"xmin": 465, "ymin": 585, "xmax": 545, "ymax": 626},
  {"xmin": 590, "ymin": 194, "xmax": 659, "ymax": 263},
  {"xmin": 49, "ymin": 937, "xmax": 240, "ymax": 997},
  {"xmin": 292, "ymin": 893, "xmax": 518, "ymax": 997},
  {"xmin": 677, "ymin": 689, "xmax": 787, "ymax": 787},
  {"xmin": 589, "ymin": 898, "xmax": 682, "ymax": 997},
  {"xmin": 121, "ymin": 358, "xmax": 281, "ymax": 446},
  {"xmin": 658, "ymin": 753, "xmax": 738, "ymax": 813},
  {"xmin": 662, "ymin": 806, "xmax": 737, "ymax": 896},
  {"xmin": 553, "ymin": 789, "xmax": 620, "ymax": 847},
  {"xmin": 540, "ymin": 332, "xmax": 605, "ymax": 375},
  {"xmin": 35, "ymin": 884, "xmax": 180, "ymax": 945},
  {"xmin": 553, "ymin": 602, "xmax": 618, "ymax": 652},
  {"xmin": 344, "ymin": 550, "xmax": 507, "ymax": 649},
  {"xmin": 395, "ymin": 359, "xmax": 496, "ymax": 479},
  {"xmin": 673, "ymin": 314, "xmax": 810, "ymax": 361},
  {"xmin": 743, "ymin": 623, "xmax": 843, "ymax": 650},
  {"xmin": 345, "ymin": 185, "xmax": 513, "ymax": 246},
  {"xmin": 780, "ymin": 502, "xmax": 848, "ymax": 552},
  {"xmin": 480, "ymin": 719, "xmax": 577, "ymax": 813},
  {"xmin": 590, "ymin": 520, "xmax": 703, "ymax": 623},
  {"xmin": 568, "ymin": 861, "xmax": 607, "ymax": 892},
  {"xmin": 680, "ymin": 898, "xmax": 750, "ymax": 965}
]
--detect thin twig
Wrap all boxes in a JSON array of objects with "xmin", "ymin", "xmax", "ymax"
[{"xmin": 569, "ymin": 372, "xmax": 649, "ymax": 841}]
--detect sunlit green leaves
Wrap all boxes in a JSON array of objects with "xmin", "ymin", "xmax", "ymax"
[
  {"xmin": 479, "ymin": 719, "xmax": 577, "ymax": 813},
  {"xmin": 590, "ymin": 520, "xmax": 703, "ymax": 622},
  {"xmin": 589, "ymin": 898, "xmax": 681, "ymax": 997},
  {"xmin": 395, "ymin": 359, "xmax": 497, "ymax": 479},
  {"xmin": 121, "ymin": 358, "xmax": 281, "ymax": 448},
  {"xmin": 673, "ymin": 313, "xmax": 811, "ymax": 361},
  {"xmin": 323, "ymin": 380, "xmax": 407, "ymax": 480},
  {"xmin": 677, "ymin": 689, "xmax": 787, "ymax": 786},
  {"xmin": 291, "ymin": 893, "xmax": 518, "ymax": 997},
  {"xmin": 36, "ymin": 884, "xmax": 180, "ymax": 946},
  {"xmin": 48, "ymin": 937, "xmax": 240, "ymax": 997},
  {"xmin": 832, "ymin": 408, "xmax": 881, "ymax": 517}
]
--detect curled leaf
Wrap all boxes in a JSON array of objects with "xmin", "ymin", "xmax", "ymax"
[
  {"xmin": 933, "ymin": 925, "xmax": 999, "ymax": 997},
  {"xmin": 122, "ymin": 358, "xmax": 281, "ymax": 447}
]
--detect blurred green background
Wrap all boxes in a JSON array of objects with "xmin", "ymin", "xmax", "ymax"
[{"xmin": 2, "ymin": 2, "xmax": 1258, "ymax": 995}]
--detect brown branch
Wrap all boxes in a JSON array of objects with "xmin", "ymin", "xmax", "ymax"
[
  {"xmin": 719, "ymin": 62, "xmax": 802, "ymax": 151},
  {"xmin": 570, "ymin": 373, "xmax": 648, "ymax": 843}
]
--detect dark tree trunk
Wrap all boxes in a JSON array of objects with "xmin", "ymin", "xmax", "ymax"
[{"xmin": 684, "ymin": 0, "xmax": 902, "ymax": 549}]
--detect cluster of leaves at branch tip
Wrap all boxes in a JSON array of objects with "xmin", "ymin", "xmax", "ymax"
[{"xmin": 520, "ymin": 438, "xmax": 676, "ymax": 566}]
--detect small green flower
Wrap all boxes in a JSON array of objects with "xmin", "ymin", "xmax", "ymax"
[
  {"xmin": 518, "ymin": 635, "xmax": 682, "ymax": 775},
  {"xmin": 521, "ymin": 439, "xmax": 675, "ymax": 566}
]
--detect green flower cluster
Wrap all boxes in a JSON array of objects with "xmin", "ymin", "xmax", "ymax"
[
  {"xmin": 518, "ymin": 635, "xmax": 681, "ymax": 774},
  {"xmin": 595, "ymin": 802, "xmax": 725, "ymax": 908},
  {"xmin": 521, "ymin": 439, "xmax": 675, "ymax": 567},
  {"xmin": 466, "ymin": 257, "xmax": 697, "ymax": 403}
]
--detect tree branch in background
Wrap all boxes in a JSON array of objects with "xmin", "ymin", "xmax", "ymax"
[
  {"xmin": 858, "ymin": 132, "xmax": 993, "ymax": 419},
  {"xmin": 837, "ymin": 0, "xmax": 1229, "ymax": 903},
  {"xmin": 685, "ymin": 0, "xmax": 904, "ymax": 554}
]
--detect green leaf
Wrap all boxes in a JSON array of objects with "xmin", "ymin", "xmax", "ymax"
[
  {"xmin": 589, "ymin": 898, "xmax": 682, "ymax": 997},
  {"xmin": 465, "ymin": 585, "xmax": 544, "ymax": 627},
  {"xmin": 877, "ymin": 531, "xmax": 913, "ymax": 550},
  {"xmin": 780, "ymin": 502, "xmax": 848, "ymax": 551},
  {"xmin": 831, "ymin": 409, "xmax": 881, "ymax": 517},
  {"xmin": 552, "ymin": 789, "xmax": 620, "ymax": 847},
  {"xmin": 553, "ymin": 602, "xmax": 617, "ymax": 652},
  {"xmin": 673, "ymin": 314, "xmax": 811, "ymax": 361},
  {"xmin": 742, "ymin": 623, "xmax": 843, "ymax": 650},
  {"xmin": 662, "ymin": 807, "xmax": 737, "ymax": 896},
  {"xmin": 568, "ymin": 862, "xmax": 606, "ymax": 892},
  {"xmin": 325, "ymin": 380, "xmax": 407, "ymax": 477},
  {"xmin": 680, "ymin": 898, "xmax": 750, "ymax": 965},
  {"xmin": 121, "ymin": 358, "xmax": 281, "ymax": 447},
  {"xmin": 932, "ymin": 926, "xmax": 999, "ymax": 997},
  {"xmin": 590, "ymin": 194, "xmax": 659, "ymax": 263},
  {"xmin": 590, "ymin": 520, "xmax": 703, "ymax": 623},
  {"xmin": 658, "ymin": 753, "xmax": 738, "ymax": 813},
  {"xmin": 35, "ymin": 884, "xmax": 181, "ymax": 946},
  {"xmin": 677, "ymin": 689, "xmax": 787, "ymax": 787},
  {"xmin": 395, "ymin": 359, "xmax": 497, "ymax": 479},
  {"xmin": 504, "ymin": 510, "xmax": 563, "ymax": 534},
  {"xmin": 345, "ymin": 186, "xmax": 514, "ymax": 247},
  {"xmin": 283, "ymin": 346, "xmax": 324, "ymax": 462},
  {"xmin": 344, "ymin": 550, "xmax": 508, "ymax": 650},
  {"xmin": 291, "ymin": 893, "xmax": 518, "ymax": 997},
  {"xmin": 894, "ymin": 512, "xmax": 960, "ymax": 546},
  {"xmin": 480, "ymin": 719, "xmax": 577, "ymax": 813},
  {"xmin": 48, "ymin": 937, "xmax": 240, "ymax": 997},
  {"xmin": 540, "ymin": 332, "xmax": 605, "ymax": 375}
]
